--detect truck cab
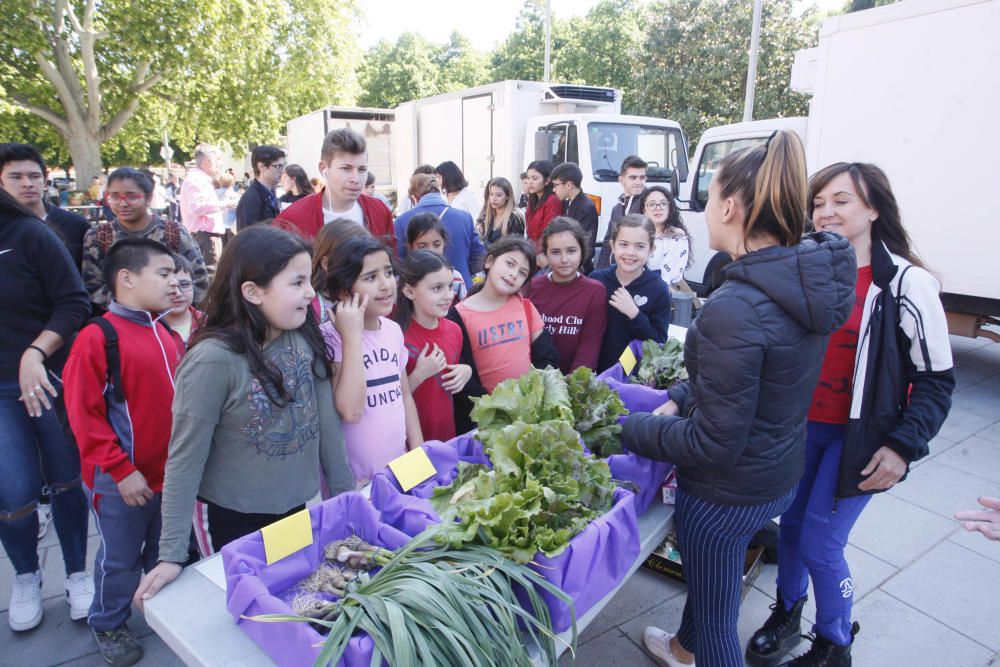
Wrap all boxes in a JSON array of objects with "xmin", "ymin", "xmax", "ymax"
[
  {"xmin": 526, "ymin": 113, "xmax": 689, "ymax": 240},
  {"xmin": 673, "ymin": 117, "xmax": 807, "ymax": 296}
]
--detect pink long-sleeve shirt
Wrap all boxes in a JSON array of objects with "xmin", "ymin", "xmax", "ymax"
[{"xmin": 179, "ymin": 167, "xmax": 224, "ymax": 234}]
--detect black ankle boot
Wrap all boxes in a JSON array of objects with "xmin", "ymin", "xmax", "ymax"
[
  {"xmin": 780, "ymin": 622, "xmax": 860, "ymax": 667},
  {"xmin": 745, "ymin": 592, "xmax": 808, "ymax": 667}
]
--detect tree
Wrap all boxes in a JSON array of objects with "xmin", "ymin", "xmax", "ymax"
[
  {"xmin": 0, "ymin": 0, "xmax": 359, "ymax": 182},
  {"xmin": 355, "ymin": 31, "xmax": 490, "ymax": 108},
  {"xmin": 490, "ymin": 0, "xmax": 573, "ymax": 82},
  {"xmin": 635, "ymin": 0, "xmax": 817, "ymax": 146}
]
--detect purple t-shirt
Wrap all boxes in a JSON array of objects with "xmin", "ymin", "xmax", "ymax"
[{"xmin": 321, "ymin": 317, "xmax": 409, "ymax": 483}]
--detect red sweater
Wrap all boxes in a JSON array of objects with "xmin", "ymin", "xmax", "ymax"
[
  {"xmin": 526, "ymin": 193, "xmax": 563, "ymax": 247},
  {"xmin": 528, "ymin": 272, "xmax": 609, "ymax": 374},
  {"xmin": 63, "ymin": 306, "xmax": 185, "ymax": 494},
  {"xmin": 274, "ymin": 192, "xmax": 395, "ymax": 251}
]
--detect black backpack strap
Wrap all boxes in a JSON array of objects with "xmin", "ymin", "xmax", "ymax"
[{"xmin": 87, "ymin": 317, "xmax": 124, "ymax": 403}]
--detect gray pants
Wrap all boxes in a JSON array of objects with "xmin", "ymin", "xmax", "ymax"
[{"xmin": 88, "ymin": 492, "xmax": 161, "ymax": 631}]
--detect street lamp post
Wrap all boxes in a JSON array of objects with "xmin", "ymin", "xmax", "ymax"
[{"xmin": 743, "ymin": 0, "xmax": 763, "ymax": 122}]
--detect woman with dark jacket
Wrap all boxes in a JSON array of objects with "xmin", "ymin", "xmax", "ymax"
[
  {"xmin": 622, "ymin": 131, "xmax": 856, "ymax": 667},
  {"xmin": 745, "ymin": 163, "xmax": 954, "ymax": 667},
  {"xmin": 0, "ymin": 188, "xmax": 92, "ymax": 631}
]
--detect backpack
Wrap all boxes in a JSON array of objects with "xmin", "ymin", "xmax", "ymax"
[
  {"xmin": 96, "ymin": 219, "xmax": 183, "ymax": 254},
  {"xmin": 86, "ymin": 317, "xmax": 125, "ymax": 403}
]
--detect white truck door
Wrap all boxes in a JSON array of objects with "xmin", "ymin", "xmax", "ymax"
[{"xmin": 462, "ymin": 94, "xmax": 495, "ymax": 201}]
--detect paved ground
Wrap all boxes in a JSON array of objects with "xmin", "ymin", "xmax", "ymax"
[{"xmin": 3, "ymin": 335, "xmax": 999, "ymax": 666}]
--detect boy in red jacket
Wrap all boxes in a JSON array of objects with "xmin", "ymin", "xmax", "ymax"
[
  {"xmin": 274, "ymin": 127, "xmax": 394, "ymax": 250},
  {"xmin": 63, "ymin": 238, "xmax": 184, "ymax": 667}
]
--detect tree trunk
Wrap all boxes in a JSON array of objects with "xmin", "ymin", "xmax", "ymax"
[{"xmin": 64, "ymin": 124, "xmax": 104, "ymax": 187}]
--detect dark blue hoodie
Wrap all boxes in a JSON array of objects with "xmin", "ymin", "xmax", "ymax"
[
  {"xmin": 591, "ymin": 265, "xmax": 672, "ymax": 372},
  {"xmin": 623, "ymin": 232, "xmax": 856, "ymax": 505}
]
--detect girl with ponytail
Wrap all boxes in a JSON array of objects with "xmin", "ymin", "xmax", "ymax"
[{"xmin": 622, "ymin": 131, "xmax": 858, "ymax": 667}]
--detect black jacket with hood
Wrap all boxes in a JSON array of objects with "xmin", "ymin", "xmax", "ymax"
[
  {"xmin": 836, "ymin": 240, "xmax": 954, "ymax": 499},
  {"xmin": 623, "ymin": 232, "xmax": 856, "ymax": 506},
  {"xmin": 594, "ymin": 191, "xmax": 645, "ymax": 271}
]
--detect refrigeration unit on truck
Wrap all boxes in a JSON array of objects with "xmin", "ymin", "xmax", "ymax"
[
  {"xmin": 391, "ymin": 80, "xmax": 689, "ymax": 236},
  {"xmin": 673, "ymin": 0, "xmax": 1000, "ymax": 337},
  {"xmin": 285, "ymin": 106, "xmax": 396, "ymax": 198}
]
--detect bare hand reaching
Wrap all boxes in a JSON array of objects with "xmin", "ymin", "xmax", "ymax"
[{"xmin": 955, "ymin": 496, "xmax": 1000, "ymax": 541}]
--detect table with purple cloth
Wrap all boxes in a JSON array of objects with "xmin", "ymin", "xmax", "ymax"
[{"xmin": 144, "ymin": 502, "xmax": 672, "ymax": 666}]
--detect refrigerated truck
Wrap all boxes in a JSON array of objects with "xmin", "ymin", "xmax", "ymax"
[
  {"xmin": 673, "ymin": 0, "xmax": 1000, "ymax": 336},
  {"xmin": 284, "ymin": 106, "xmax": 396, "ymax": 197},
  {"xmin": 391, "ymin": 80, "xmax": 689, "ymax": 235}
]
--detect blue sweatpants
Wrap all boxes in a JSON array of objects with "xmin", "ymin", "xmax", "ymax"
[
  {"xmin": 89, "ymin": 492, "xmax": 162, "ymax": 632},
  {"xmin": 776, "ymin": 421, "xmax": 871, "ymax": 646},
  {"xmin": 674, "ymin": 485, "xmax": 796, "ymax": 667}
]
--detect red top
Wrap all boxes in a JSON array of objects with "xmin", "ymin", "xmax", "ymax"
[
  {"xmin": 528, "ymin": 272, "xmax": 608, "ymax": 374},
  {"xmin": 274, "ymin": 192, "xmax": 395, "ymax": 252},
  {"xmin": 63, "ymin": 311, "xmax": 185, "ymax": 492},
  {"xmin": 403, "ymin": 317, "xmax": 463, "ymax": 442},
  {"xmin": 526, "ymin": 193, "xmax": 563, "ymax": 247},
  {"xmin": 809, "ymin": 266, "xmax": 874, "ymax": 424}
]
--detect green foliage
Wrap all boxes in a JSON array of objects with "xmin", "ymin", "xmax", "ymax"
[
  {"xmin": 636, "ymin": 0, "xmax": 818, "ymax": 146},
  {"xmin": 0, "ymin": 0, "xmax": 360, "ymax": 174},
  {"xmin": 431, "ymin": 419, "xmax": 615, "ymax": 563},
  {"xmin": 356, "ymin": 31, "xmax": 491, "ymax": 108},
  {"xmin": 631, "ymin": 339, "xmax": 688, "ymax": 390},
  {"xmin": 565, "ymin": 366, "xmax": 628, "ymax": 457}
]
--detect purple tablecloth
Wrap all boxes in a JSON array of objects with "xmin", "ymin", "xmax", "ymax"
[{"xmin": 221, "ymin": 492, "xmax": 411, "ymax": 667}]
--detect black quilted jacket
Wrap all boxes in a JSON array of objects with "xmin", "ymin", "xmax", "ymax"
[{"xmin": 623, "ymin": 232, "xmax": 856, "ymax": 505}]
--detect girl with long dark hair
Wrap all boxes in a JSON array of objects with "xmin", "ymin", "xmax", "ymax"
[
  {"xmin": 623, "ymin": 132, "xmax": 856, "ymax": 667},
  {"xmin": 524, "ymin": 160, "xmax": 562, "ymax": 250},
  {"xmin": 134, "ymin": 226, "xmax": 354, "ymax": 605},
  {"xmin": 477, "ymin": 177, "xmax": 525, "ymax": 244}
]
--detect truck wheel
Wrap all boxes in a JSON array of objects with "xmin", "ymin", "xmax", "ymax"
[{"xmin": 705, "ymin": 252, "xmax": 731, "ymax": 294}]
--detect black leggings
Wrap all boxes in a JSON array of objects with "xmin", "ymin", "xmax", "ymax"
[{"xmin": 201, "ymin": 499, "xmax": 306, "ymax": 553}]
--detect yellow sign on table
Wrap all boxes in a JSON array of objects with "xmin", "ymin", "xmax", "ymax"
[
  {"xmin": 619, "ymin": 345, "xmax": 638, "ymax": 376},
  {"xmin": 388, "ymin": 447, "xmax": 437, "ymax": 492},
  {"xmin": 261, "ymin": 508, "xmax": 313, "ymax": 565}
]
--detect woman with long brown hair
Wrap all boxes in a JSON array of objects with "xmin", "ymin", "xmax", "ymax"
[
  {"xmin": 745, "ymin": 163, "xmax": 954, "ymax": 667},
  {"xmin": 622, "ymin": 131, "xmax": 856, "ymax": 667},
  {"xmin": 477, "ymin": 176, "xmax": 525, "ymax": 244}
]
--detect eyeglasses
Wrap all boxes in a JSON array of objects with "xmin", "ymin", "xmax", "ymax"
[
  {"xmin": 269, "ymin": 163, "xmax": 286, "ymax": 171},
  {"xmin": 551, "ymin": 181, "xmax": 566, "ymax": 187},
  {"xmin": 107, "ymin": 192, "xmax": 146, "ymax": 203},
  {"xmin": 645, "ymin": 201, "xmax": 670, "ymax": 210},
  {"xmin": 177, "ymin": 280, "xmax": 194, "ymax": 291}
]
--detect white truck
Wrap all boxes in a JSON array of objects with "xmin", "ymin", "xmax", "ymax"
[
  {"xmin": 392, "ymin": 80, "xmax": 689, "ymax": 227},
  {"xmin": 673, "ymin": 0, "xmax": 1000, "ymax": 337}
]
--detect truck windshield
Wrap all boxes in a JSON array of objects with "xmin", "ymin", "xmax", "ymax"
[{"xmin": 587, "ymin": 122, "xmax": 687, "ymax": 183}]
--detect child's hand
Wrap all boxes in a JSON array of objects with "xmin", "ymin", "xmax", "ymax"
[
  {"xmin": 441, "ymin": 363, "xmax": 472, "ymax": 394},
  {"xmin": 413, "ymin": 343, "xmax": 447, "ymax": 383},
  {"xmin": 609, "ymin": 287, "xmax": 640, "ymax": 319},
  {"xmin": 133, "ymin": 561, "xmax": 183, "ymax": 611},
  {"xmin": 117, "ymin": 470, "xmax": 154, "ymax": 507},
  {"xmin": 331, "ymin": 293, "xmax": 369, "ymax": 340}
]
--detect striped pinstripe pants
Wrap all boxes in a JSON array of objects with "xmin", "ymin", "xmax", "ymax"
[{"xmin": 674, "ymin": 485, "xmax": 797, "ymax": 667}]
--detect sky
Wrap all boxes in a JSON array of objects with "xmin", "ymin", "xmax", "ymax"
[{"xmin": 358, "ymin": 0, "xmax": 846, "ymax": 50}]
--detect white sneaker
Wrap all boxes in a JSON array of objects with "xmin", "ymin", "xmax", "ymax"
[
  {"xmin": 37, "ymin": 504, "xmax": 53, "ymax": 539},
  {"xmin": 9, "ymin": 571, "xmax": 43, "ymax": 631},
  {"xmin": 643, "ymin": 626, "xmax": 696, "ymax": 667},
  {"xmin": 65, "ymin": 571, "xmax": 94, "ymax": 621}
]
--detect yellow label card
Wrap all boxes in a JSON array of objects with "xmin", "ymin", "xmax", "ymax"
[
  {"xmin": 388, "ymin": 447, "xmax": 437, "ymax": 492},
  {"xmin": 619, "ymin": 345, "xmax": 638, "ymax": 376},
  {"xmin": 261, "ymin": 509, "xmax": 313, "ymax": 565}
]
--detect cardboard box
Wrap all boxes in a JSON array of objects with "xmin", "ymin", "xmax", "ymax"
[{"xmin": 642, "ymin": 536, "xmax": 764, "ymax": 601}]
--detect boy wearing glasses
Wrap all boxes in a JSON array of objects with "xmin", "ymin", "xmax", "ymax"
[
  {"xmin": 550, "ymin": 162, "xmax": 599, "ymax": 273},
  {"xmin": 82, "ymin": 168, "xmax": 208, "ymax": 313},
  {"xmin": 163, "ymin": 254, "xmax": 204, "ymax": 346},
  {"xmin": 236, "ymin": 145, "xmax": 285, "ymax": 231}
]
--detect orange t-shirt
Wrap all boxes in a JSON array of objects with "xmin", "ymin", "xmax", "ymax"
[{"xmin": 456, "ymin": 295, "xmax": 544, "ymax": 392}]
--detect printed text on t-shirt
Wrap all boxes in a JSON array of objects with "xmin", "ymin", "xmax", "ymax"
[{"xmin": 475, "ymin": 319, "xmax": 527, "ymax": 349}]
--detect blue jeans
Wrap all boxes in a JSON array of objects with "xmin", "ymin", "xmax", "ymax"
[
  {"xmin": 776, "ymin": 421, "xmax": 872, "ymax": 646},
  {"xmin": 674, "ymin": 485, "xmax": 797, "ymax": 667},
  {"xmin": 0, "ymin": 381, "xmax": 89, "ymax": 575}
]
